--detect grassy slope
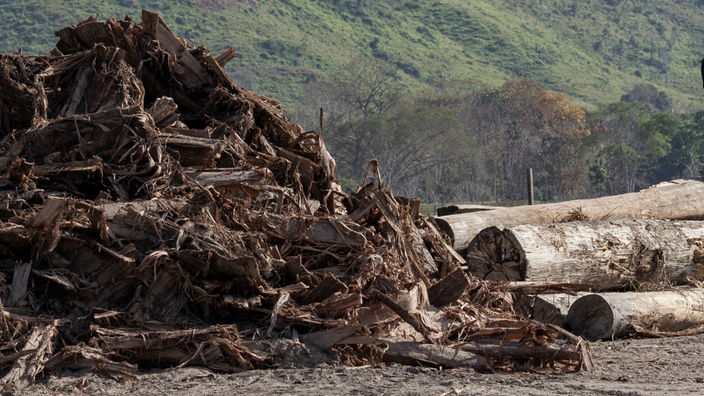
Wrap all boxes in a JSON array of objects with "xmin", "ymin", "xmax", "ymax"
[{"xmin": 1, "ymin": 0, "xmax": 703, "ymax": 112}]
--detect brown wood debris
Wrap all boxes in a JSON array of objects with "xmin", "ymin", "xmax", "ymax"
[{"xmin": 0, "ymin": 11, "xmax": 589, "ymax": 389}]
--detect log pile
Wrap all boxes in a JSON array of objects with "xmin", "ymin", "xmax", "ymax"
[
  {"xmin": 442, "ymin": 182, "xmax": 704, "ymax": 341},
  {"xmin": 0, "ymin": 12, "xmax": 589, "ymax": 391}
]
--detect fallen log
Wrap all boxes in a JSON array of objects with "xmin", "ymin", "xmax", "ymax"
[
  {"xmin": 383, "ymin": 341, "xmax": 486, "ymax": 369},
  {"xmin": 435, "ymin": 179, "xmax": 704, "ymax": 252},
  {"xmin": 528, "ymin": 293, "xmax": 586, "ymax": 327},
  {"xmin": 567, "ymin": 288, "xmax": 704, "ymax": 340},
  {"xmin": 459, "ymin": 339, "xmax": 582, "ymax": 365},
  {"xmin": 465, "ymin": 219, "xmax": 704, "ymax": 289}
]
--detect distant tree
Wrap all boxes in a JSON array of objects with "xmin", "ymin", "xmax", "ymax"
[
  {"xmin": 291, "ymin": 58, "xmax": 400, "ymax": 182},
  {"xmin": 363, "ymin": 96, "xmax": 469, "ymax": 198},
  {"xmin": 460, "ymin": 80, "xmax": 589, "ymax": 202},
  {"xmin": 653, "ymin": 112, "xmax": 701, "ymax": 181},
  {"xmin": 583, "ymin": 102, "xmax": 688, "ymax": 194},
  {"xmin": 620, "ymin": 83, "xmax": 672, "ymax": 112},
  {"xmin": 584, "ymin": 102, "xmax": 648, "ymax": 193}
]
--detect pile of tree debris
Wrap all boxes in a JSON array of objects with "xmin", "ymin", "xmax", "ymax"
[{"xmin": 0, "ymin": 11, "xmax": 590, "ymax": 391}]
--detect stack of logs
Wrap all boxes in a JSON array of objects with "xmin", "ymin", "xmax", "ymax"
[
  {"xmin": 0, "ymin": 11, "xmax": 591, "ymax": 391},
  {"xmin": 435, "ymin": 179, "xmax": 704, "ymax": 341}
]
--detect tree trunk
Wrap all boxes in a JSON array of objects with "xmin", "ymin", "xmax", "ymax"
[
  {"xmin": 435, "ymin": 179, "xmax": 704, "ymax": 252},
  {"xmin": 465, "ymin": 220, "xmax": 704, "ymax": 289},
  {"xmin": 529, "ymin": 293, "xmax": 586, "ymax": 327},
  {"xmin": 567, "ymin": 288, "xmax": 704, "ymax": 340}
]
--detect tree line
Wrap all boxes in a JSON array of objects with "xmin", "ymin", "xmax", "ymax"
[{"xmin": 292, "ymin": 59, "xmax": 704, "ymax": 204}]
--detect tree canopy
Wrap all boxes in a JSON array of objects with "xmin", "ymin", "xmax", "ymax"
[{"xmin": 293, "ymin": 72, "xmax": 700, "ymax": 204}]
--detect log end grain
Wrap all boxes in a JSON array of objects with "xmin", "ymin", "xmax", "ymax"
[
  {"xmin": 567, "ymin": 294, "xmax": 614, "ymax": 341},
  {"xmin": 433, "ymin": 217, "xmax": 454, "ymax": 246},
  {"xmin": 465, "ymin": 227, "xmax": 526, "ymax": 281}
]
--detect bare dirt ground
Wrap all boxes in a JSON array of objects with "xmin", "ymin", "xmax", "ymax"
[{"xmin": 16, "ymin": 334, "xmax": 704, "ymax": 396}]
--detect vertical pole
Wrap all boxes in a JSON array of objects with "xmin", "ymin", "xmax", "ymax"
[
  {"xmin": 527, "ymin": 168, "xmax": 534, "ymax": 205},
  {"xmin": 319, "ymin": 107, "xmax": 324, "ymax": 136}
]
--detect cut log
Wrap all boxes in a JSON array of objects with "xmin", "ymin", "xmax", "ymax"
[
  {"xmin": 33, "ymin": 158, "xmax": 103, "ymax": 178},
  {"xmin": 435, "ymin": 179, "xmax": 704, "ymax": 252},
  {"xmin": 156, "ymin": 133, "xmax": 224, "ymax": 167},
  {"xmin": 506, "ymin": 281, "xmax": 594, "ymax": 294},
  {"xmin": 92, "ymin": 324, "xmax": 264, "ymax": 372},
  {"xmin": 567, "ymin": 288, "xmax": 704, "ymax": 340},
  {"xmin": 466, "ymin": 219, "xmax": 704, "ymax": 289},
  {"xmin": 262, "ymin": 214, "xmax": 368, "ymax": 247},
  {"xmin": 529, "ymin": 293, "xmax": 586, "ymax": 327}
]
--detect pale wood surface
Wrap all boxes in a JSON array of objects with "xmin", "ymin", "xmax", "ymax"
[
  {"xmin": 466, "ymin": 219, "xmax": 704, "ymax": 289},
  {"xmin": 567, "ymin": 288, "xmax": 704, "ymax": 340},
  {"xmin": 435, "ymin": 179, "xmax": 704, "ymax": 252}
]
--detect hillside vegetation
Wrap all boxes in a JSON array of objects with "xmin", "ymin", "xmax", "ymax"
[
  {"xmin": 1, "ymin": 0, "xmax": 703, "ymax": 112},
  {"xmin": 3, "ymin": 1, "xmax": 704, "ymax": 204}
]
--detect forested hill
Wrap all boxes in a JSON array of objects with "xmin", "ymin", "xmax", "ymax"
[{"xmin": 1, "ymin": 0, "xmax": 704, "ymax": 112}]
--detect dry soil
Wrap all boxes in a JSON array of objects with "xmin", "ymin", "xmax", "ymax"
[{"xmin": 15, "ymin": 334, "xmax": 704, "ymax": 395}]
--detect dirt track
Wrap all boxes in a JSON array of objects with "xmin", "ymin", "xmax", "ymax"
[{"xmin": 16, "ymin": 334, "xmax": 704, "ymax": 395}]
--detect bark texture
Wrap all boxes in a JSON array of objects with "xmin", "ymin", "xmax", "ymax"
[
  {"xmin": 567, "ymin": 289, "xmax": 704, "ymax": 340},
  {"xmin": 466, "ymin": 220, "xmax": 704, "ymax": 290},
  {"xmin": 435, "ymin": 179, "xmax": 704, "ymax": 252}
]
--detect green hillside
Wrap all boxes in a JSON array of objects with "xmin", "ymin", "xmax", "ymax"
[{"xmin": 1, "ymin": 0, "xmax": 703, "ymax": 112}]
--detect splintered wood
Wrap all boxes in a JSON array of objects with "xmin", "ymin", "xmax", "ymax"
[{"xmin": 0, "ymin": 11, "xmax": 588, "ymax": 389}]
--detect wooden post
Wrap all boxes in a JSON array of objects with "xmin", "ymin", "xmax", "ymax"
[
  {"xmin": 319, "ymin": 107, "xmax": 324, "ymax": 136},
  {"xmin": 527, "ymin": 168, "xmax": 534, "ymax": 205}
]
